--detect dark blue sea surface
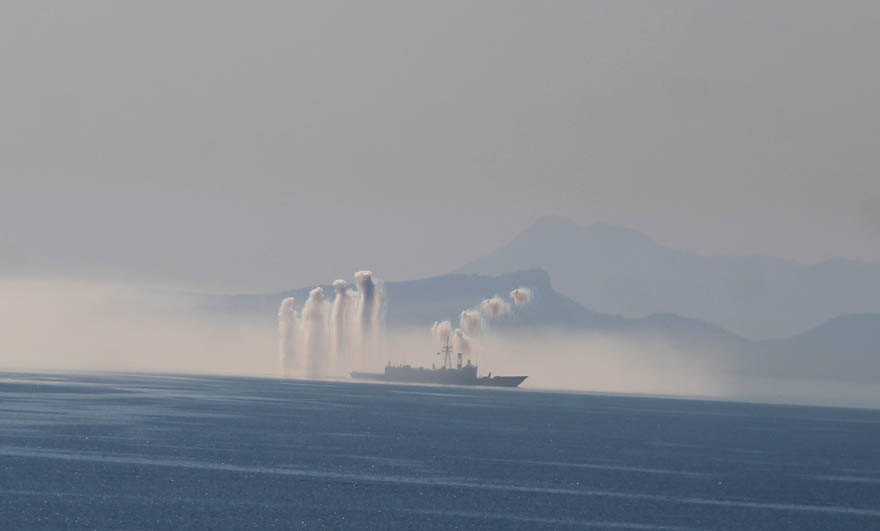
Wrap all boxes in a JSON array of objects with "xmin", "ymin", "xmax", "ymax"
[{"xmin": 1, "ymin": 373, "xmax": 878, "ymax": 530}]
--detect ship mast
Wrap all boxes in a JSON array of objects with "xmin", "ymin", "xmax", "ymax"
[{"xmin": 440, "ymin": 335, "xmax": 453, "ymax": 369}]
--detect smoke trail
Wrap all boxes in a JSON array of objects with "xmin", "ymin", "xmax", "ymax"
[
  {"xmin": 459, "ymin": 310, "xmax": 482, "ymax": 334},
  {"xmin": 331, "ymin": 279, "xmax": 349, "ymax": 362},
  {"xmin": 510, "ymin": 287, "xmax": 533, "ymax": 307},
  {"xmin": 355, "ymin": 271, "xmax": 376, "ymax": 336},
  {"xmin": 302, "ymin": 287, "xmax": 328, "ymax": 378},
  {"xmin": 431, "ymin": 320, "xmax": 452, "ymax": 344},
  {"xmin": 354, "ymin": 270, "xmax": 387, "ymax": 366},
  {"xmin": 278, "ymin": 297, "xmax": 298, "ymax": 378},
  {"xmin": 372, "ymin": 279, "xmax": 386, "ymax": 332},
  {"xmin": 480, "ymin": 296, "xmax": 510, "ymax": 319},
  {"xmin": 454, "ymin": 328, "xmax": 472, "ymax": 357}
]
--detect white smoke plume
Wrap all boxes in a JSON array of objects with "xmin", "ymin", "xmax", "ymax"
[
  {"xmin": 372, "ymin": 279, "xmax": 386, "ymax": 330},
  {"xmin": 354, "ymin": 270, "xmax": 386, "ymax": 365},
  {"xmin": 355, "ymin": 271, "xmax": 376, "ymax": 337},
  {"xmin": 459, "ymin": 310, "xmax": 482, "ymax": 334},
  {"xmin": 480, "ymin": 296, "xmax": 510, "ymax": 319},
  {"xmin": 331, "ymin": 279, "xmax": 350, "ymax": 362},
  {"xmin": 278, "ymin": 297, "xmax": 298, "ymax": 378},
  {"xmin": 510, "ymin": 287, "xmax": 533, "ymax": 307},
  {"xmin": 454, "ymin": 328, "xmax": 472, "ymax": 357},
  {"xmin": 302, "ymin": 287, "xmax": 328, "ymax": 378},
  {"xmin": 431, "ymin": 320, "xmax": 452, "ymax": 344}
]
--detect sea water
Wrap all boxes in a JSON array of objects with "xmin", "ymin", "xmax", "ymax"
[{"xmin": 1, "ymin": 372, "xmax": 878, "ymax": 530}]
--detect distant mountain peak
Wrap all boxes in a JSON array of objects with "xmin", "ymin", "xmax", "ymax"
[
  {"xmin": 457, "ymin": 215, "xmax": 880, "ymax": 339},
  {"xmin": 524, "ymin": 216, "xmax": 654, "ymax": 246},
  {"xmin": 531, "ymin": 214, "xmax": 581, "ymax": 232},
  {"xmin": 582, "ymin": 221, "xmax": 655, "ymax": 247}
]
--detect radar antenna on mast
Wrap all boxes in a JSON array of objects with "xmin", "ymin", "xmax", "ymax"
[{"xmin": 435, "ymin": 335, "xmax": 453, "ymax": 369}]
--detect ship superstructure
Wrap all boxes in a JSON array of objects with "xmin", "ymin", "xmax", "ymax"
[{"xmin": 350, "ymin": 336, "xmax": 527, "ymax": 388}]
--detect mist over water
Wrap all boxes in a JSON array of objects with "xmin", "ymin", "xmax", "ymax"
[
  {"xmin": 0, "ymin": 280, "xmax": 276, "ymax": 376},
  {"xmin": 277, "ymin": 297, "xmax": 297, "ymax": 377},
  {"xmin": 2, "ymin": 278, "xmax": 879, "ymax": 408},
  {"xmin": 302, "ymin": 287, "xmax": 328, "ymax": 378},
  {"xmin": 331, "ymin": 279, "xmax": 352, "ymax": 365}
]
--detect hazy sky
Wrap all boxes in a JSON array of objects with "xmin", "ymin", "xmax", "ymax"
[{"xmin": 3, "ymin": 1, "xmax": 879, "ymax": 292}]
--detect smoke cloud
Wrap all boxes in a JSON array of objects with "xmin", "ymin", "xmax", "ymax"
[
  {"xmin": 431, "ymin": 320, "xmax": 452, "ymax": 344},
  {"xmin": 459, "ymin": 310, "xmax": 482, "ymax": 334},
  {"xmin": 510, "ymin": 287, "xmax": 532, "ymax": 307},
  {"xmin": 355, "ymin": 270, "xmax": 376, "ymax": 336},
  {"xmin": 278, "ymin": 297, "xmax": 298, "ymax": 377},
  {"xmin": 275, "ymin": 274, "xmax": 537, "ymax": 380},
  {"xmin": 373, "ymin": 279, "xmax": 386, "ymax": 330},
  {"xmin": 272, "ymin": 270, "xmax": 387, "ymax": 379},
  {"xmin": 453, "ymin": 328, "xmax": 472, "ymax": 357},
  {"xmin": 480, "ymin": 296, "xmax": 510, "ymax": 319},
  {"xmin": 331, "ymin": 279, "xmax": 351, "ymax": 362},
  {"xmin": 354, "ymin": 270, "xmax": 385, "ymax": 365},
  {"xmin": 302, "ymin": 287, "xmax": 328, "ymax": 378}
]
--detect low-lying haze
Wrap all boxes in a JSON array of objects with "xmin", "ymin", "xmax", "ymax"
[{"xmin": 3, "ymin": 279, "xmax": 878, "ymax": 408}]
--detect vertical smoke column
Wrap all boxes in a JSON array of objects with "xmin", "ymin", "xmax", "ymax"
[
  {"xmin": 354, "ymin": 270, "xmax": 380, "ymax": 364},
  {"xmin": 354, "ymin": 271, "xmax": 376, "ymax": 337},
  {"xmin": 278, "ymin": 297, "xmax": 297, "ymax": 378},
  {"xmin": 453, "ymin": 328, "xmax": 472, "ymax": 359},
  {"xmin": 372, "ymin": 279, "xmax": 386, "ymax": 334},
  {"xmin": 355, "ymin": 271, "xmax": 376, "ymax": 336},
  {"xmin": 331, "ymin": 279, "xmax": 349, "ymax": 367},
  {"xmin": 302, "ymin": 287, "xmax": 328, "ymax": 378}
]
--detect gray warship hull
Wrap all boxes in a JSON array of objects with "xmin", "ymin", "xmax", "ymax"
[
  {"xmin": 354, "ymin": 337, "xmax": 527, "ymax": 388},
  {"xmin": 351, "ymin": 367, "xmax": 527, "ymax": 388}
]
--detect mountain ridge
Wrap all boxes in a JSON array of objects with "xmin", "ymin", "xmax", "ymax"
[{"xmin": 457, "ymin": 215, "xmax": 880, "ymax": 339}]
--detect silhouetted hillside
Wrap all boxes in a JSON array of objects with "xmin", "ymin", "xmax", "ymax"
[
  {"xmin": 457, "ymin": 215, "xmax": 880, "ymax": 339},
  {"xmin": 747, "ymin": 313, "xmax": 880, "ymax": 383}
]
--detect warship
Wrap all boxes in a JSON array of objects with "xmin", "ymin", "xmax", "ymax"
[{"xmin": 350, "ymin": 337, "xmax": 527, "ymax": 388}]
